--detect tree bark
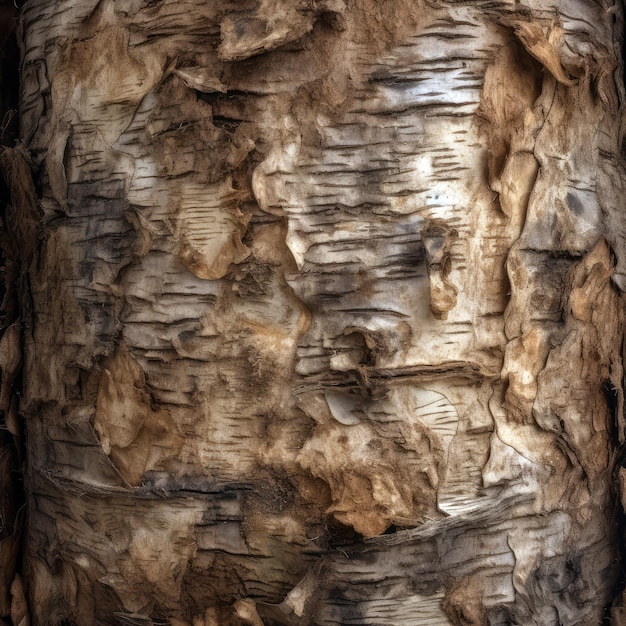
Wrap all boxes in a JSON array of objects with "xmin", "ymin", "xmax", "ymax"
[{"xmin": 1, "ymin": 0, "xmax": 625, "ymax": 624}]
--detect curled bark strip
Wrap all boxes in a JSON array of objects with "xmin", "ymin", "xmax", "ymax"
[{"xmin": 503, "ymin": 17, "xmax": 577, "ymax": 86}]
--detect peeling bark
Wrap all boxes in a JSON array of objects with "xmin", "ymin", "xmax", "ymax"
[{"xmin": 3, "ymin": 0, "xmax": 626, "ymax": 624}]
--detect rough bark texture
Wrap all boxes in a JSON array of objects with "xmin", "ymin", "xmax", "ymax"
[{"xmin": 1, "ymin": 0, "xmax": 625, "ymax": 624}]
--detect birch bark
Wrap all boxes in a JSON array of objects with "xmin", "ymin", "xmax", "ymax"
[{"xmin": 1, "ymin": 0, "xmax": 626, "ymax": 624}]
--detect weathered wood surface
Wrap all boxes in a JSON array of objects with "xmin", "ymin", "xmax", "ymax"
[{"xmin": 4, "ymin": 0, "xmax": 626, "ymax": 623}]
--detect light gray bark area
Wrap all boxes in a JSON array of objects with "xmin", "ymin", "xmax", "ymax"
[{"xmin": 7, "ymin": 0, "xmax": 626, "ymax": 624}]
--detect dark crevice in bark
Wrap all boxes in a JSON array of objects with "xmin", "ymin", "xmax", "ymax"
[
  {"xmin": 605, "ymin": 475, "xmax": 626, "ymax": 623},
  {"xmin": 0, "ymin": 2, "xmax": 19, "ymax": 146},
  {"xmin": 325, "ymin": 517, "xmax": 363, "ymax": 547},
  {"xmin": 0, "ymin": 0, "xmax": 26, "ymax": 621},
  {"xmin": 605, "ymin": 380, "xmax": 621, "ymax": 442}
]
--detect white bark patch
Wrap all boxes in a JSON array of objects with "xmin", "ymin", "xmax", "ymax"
[{"xmin": 176, "ymin": 180, "xmax": 251, "ymax": 280}]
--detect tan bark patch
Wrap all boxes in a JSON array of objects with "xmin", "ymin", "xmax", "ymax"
[{"xmin": 94, "ymin": 346, "xmax": 183, "ymax": 485}]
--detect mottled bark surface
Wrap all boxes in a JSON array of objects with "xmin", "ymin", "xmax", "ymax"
[{"xmin": 2, "ymin": 0, "xmax": 626, "ymax": 624}]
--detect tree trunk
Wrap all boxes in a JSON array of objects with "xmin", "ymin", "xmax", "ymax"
[{"xmin": 1, "ymin": 0, "xmax": 625, "ymax": 624}]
